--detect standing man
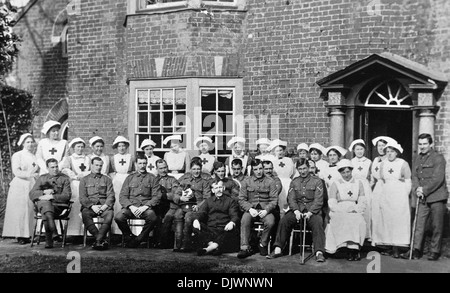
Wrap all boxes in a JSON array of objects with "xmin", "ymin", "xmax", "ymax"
[
  {"xmin": 267, "ymin": 158, "xmax": 326, "ymax": 262},
  {"xmin": 79, "ymin": 157, "xmax": 115, "ymax": 250},
  {"xmin": 402, "ymin": 133, "xmax": 448, "ymax": 261},
  {"xmin": 237, "ymin": 159, "xmax": 278, "ymax": 258},
  {"xmin": 29, "ymin": 158, "xmax": 71, "ymax": 248},
  {"xmin": 155, "ymin": 159, "xmax": 180, "ymax": 249},
  {"xmin": 114, "ymin": 155, "xmax": 161, "ymax": 248}
]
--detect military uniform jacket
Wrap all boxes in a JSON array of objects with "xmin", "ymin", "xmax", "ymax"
[
  {"xmin": 29, "ymin": 173, "xmax": 71, "ymax": 204},
  {"xmin": 267, "ymin": 174, "xmax": 283, "ymax": 195},
  {"xmin": 288, "ymin": 174, "xmax": 324, "ymax": 214},
  {"xmin": 156, "ymin": 174, "xmax": 179, "ymax": 209},
  {"xmin": 174, "ymin": 173, "xmax": 212, "ymax": 207},
  {"xmin": 412, "ymin": 149, "xmax": 448, "ymax": 203},
  {"xmin": 119, "ymin": 171, "xmax": 161, "ymax": 208},
  {"xmin": 238, "ymin": 175, "xmax": 278, "ymax": 213},
  {"xmin": 79, "ymin": 173, "xmax": 115, "ymax": 209}
]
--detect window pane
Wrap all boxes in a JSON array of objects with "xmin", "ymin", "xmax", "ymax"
[
  {"xmin": 150, "ymin": 90, "xmax": 160, "ymax": 110},
  {"xmin": 175, "ymin": 112, "xmax": 186, "ymax": 126},
  {"xmin": 201, "ymin": 90, "xmax": 216, "ymax": 111},
  {"xmin": 150, "ymin": 127, "xmax": 160, "ymax": 133},
  {"xmin": 163, "ymin": 112, "xmax": 174, "ymax": 126},
  {"xmin": 217, "ymin": 113, "xmax": 234, "ymax": 134},
  {"xmin": 163, "ymin": 127, "xmax": 173, "ymax": 133},
  {"xmin": 150, "ymin": 112, "xmax": 160, "ymax": 127},
  {"xmin": 138, "ymin": 112, "xmax": 148, "ymax": 127},
  {"xmin": 218, "ymin": 90, "xmax": 233, "ymax": 111},
  {"xmin": 175, "ymin": 88, "xmax": 186, "ymax": 105},
  {"xmin": 202, "ymin": 113, "xmax": 216, "ymax": 134},
  {"xmin": 153, "ymin": 135, "xmax": 162, "ymax": 149},
  {"xmin": 138, "ymin": 90, "xmax": 148, "ymax": 110},
  {"xmin": 138, "ymin": 127, "xmax": 148, "ymax": 133}
]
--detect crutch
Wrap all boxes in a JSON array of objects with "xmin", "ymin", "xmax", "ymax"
[
  {"xmin": 409, "ymin": 195, "xmax": 421, "ymax": 260},
  {"xmin": 300, "ymin": 216, "xmax": 307, "ymax": 265}
]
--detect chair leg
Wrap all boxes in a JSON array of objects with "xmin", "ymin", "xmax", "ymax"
[
  {"xmin": 37, "ymin": 219, "xmax": 45, "ymax": 245},
  {"xmin": 31, "ymin": 218, "xmax": 38, "ymax": 247},
  {"xmin": 83, "ymin": 226, "xmax": 87, "ymax": 248},
  {"xmin": 289, "ymin": 230, "xmax": 294, "ymax": 256},
  {"xmin": 62, "ymin": 219, "xmax": 69, "ymax": 248}
]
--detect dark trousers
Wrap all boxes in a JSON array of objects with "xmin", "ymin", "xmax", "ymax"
[
  {"xmin": 240, "ymin": 212, "xmax": 275, "ymax": 250},
  {"xmin": 160, "ymin": 208, "xmax": 184, "ymax": 248},
  {"xmin": 114, "ymin": 208, "xmax": 158, "ymax": 243},
  {"xmin": 82, "ymin": 208, "xmax": 113, "ymax": 242},
  {"xmin": 273, "ymin": 211, "xmax": 325, "ymax": 254},
  {"xmin": 193, "ymin": 223, "xmax": 240, "ymax": 253},
  {"xmin": 37, "ymin": 201, "xmax": 65, "ymax": 245},
  {"xmin": 413, "ymin": 200, "xmax": 447, "ymax": 254}
]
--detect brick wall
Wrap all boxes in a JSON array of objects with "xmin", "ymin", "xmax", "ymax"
[{"xmin": 9, "ymin": 0, "xmax": 69, "ymax": 136}]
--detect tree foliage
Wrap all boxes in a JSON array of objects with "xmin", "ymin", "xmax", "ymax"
[{"xmin": 0, "ymin": 1, "xmax": 21, "ymax": 77}]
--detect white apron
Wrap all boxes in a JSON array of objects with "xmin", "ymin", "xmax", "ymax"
[
  {"xmin": 111, "ymin": 153, "xmax": 132, "ymax": 234},
  {"xmin": 325, "ymin": 179, "xmax": 366, "ymax": 253},
  {"xmin": 199, "ymin": 153, "xmax": 215, "ymax": 174},
  {"xmin": 351, "ymin": 156, "xmax": 373, "ymax": 239},
  {"xmin": 372, "ymin": 158, "xmax": 411, "ymax": 247},
  {"xmin": 273, "ymin": 157, "xmax": 295, "ymax": 215},
  {"xmin": 146, "ymin": 154, "xmax": 161, "ymax": 176},
  {"xmin": 36, "ymin": 138, "xmax": 68, "ymax": 175}
]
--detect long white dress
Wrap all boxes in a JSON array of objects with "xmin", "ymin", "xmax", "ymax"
[
  {"xmin": 146, "ymin": 154, "xmax": 160, "ymax": 176},
  {"xmin": 60, "ymin": 154, "xmax": 91, "ymax": 236},
  {"xmin": 109, "ymin": 153, "xmax": 133, "ymax": 234},
  {"xmin": 351, "ymin": 156, "xmax": 373, "ymax": 239},
  {"xmin": 372, "ymin": 158, "xmax": 411, "ymax": 247},
  {"xmin": 164, "ymin": 150, "xmax": 190, "ymax": 180},
  {"xmin": 314, "ymin": 159, "xmax": 329, "ymax": 181},
  {"xmin": 2, "ymin": 150, "xmax": 39, "ymax": 238},
  {"xmin": 321, "ymin": 163, "xmax": 342, "ymax": 189},
  {"xmin": 273, "ymin": 156, "xmax": 295, "ymax": 216},
  {"xmin": 370, "ymin": 156, "xmax": 385, "ymax": 244},
  {"xmin": 325, "ymin": 178, "xmax": 367, "ymax": 253},
  {"xmin": 88, "ymin": 153, "xmax": 110, "ymax": 175},
  {"xmin": 36, "ymin": 138, "xmax": 69, "ymax": 175}
]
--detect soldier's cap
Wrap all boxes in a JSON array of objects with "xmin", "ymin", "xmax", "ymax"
[
  {"xmin": 69, "ymin": 137, "xmax": 86, "ymax": 149},
  {"xmin": 267, "ymin": 139, "xmax": 287, "ymax": 151},
  {"xmin": 17, "ymin": 133, "xmax": 33, "ymax": 147},
  {"xmin": 140, "ymin": 138, "xmax": 156, "ymax": 150},
  {"xmin": 41, "ymin": 120, "xmax": 61, "ymax": 135},
  {"xmin": 296, "ymin": 143, "xmax": 309, "ymax": 152},
  {"xmin": 227, "ymin": 136, "xmax": 246, "ymax": 148},
  {"xmin": 89, "ymin": 136, "xmax": 104, "ymax": 147},
  {"xmin": 383, "ymin": 141, "xmax": 404, "ymax": 154},
  {"xmin": 112, "ymin": 136, "xmax": 130, "ymax": 149},
  {"xmin": 337, "ymin": 159, "xmax": 353, "ymax": 172},
  {"xmin": 163, "ymin": 135, "xmax": 182, "ymax": 146},
  {"xmin": 256, "ymin": 138, "xmax": 271, "ymax": 146},
  {"xmin": 325, "ymin": 145, "xmax": 348, "ymax": 157},
  {"xmin": 348, "ymin": 139, "xmax": 366, "ymax": 151},
  {"xmin": 372, "ymin": 136, "xmax": 397, "ymax": 146}
]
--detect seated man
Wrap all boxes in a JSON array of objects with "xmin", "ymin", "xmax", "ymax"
[
  {"xmin": 211, "ymin": 161, "xmax": 240, "ymax": 202},
  {"xmin": 114, "ymin": 155, "xmax": 161, "ymax": 248},
  {"xmin": 237, "ymin": 159, "xmax": 278, "ymax": 258},
  {"xmin": 267, "ymin": 158, "xmax": 326, "ymax": 262},
  {"xmin": 173, "ymin": 157, "xmax": 212, "ymax": 252},
  {"xmin": 192, "ymin": 180, "xmax": 240, "ymax": 256},
  {"xmin": 79, "ymin": 157, "xmax": 115, "ymax": 250},
  {"xmin": 29, "ymin": 158, "xmax": 71, "ymax": 248},
  {"xmin": 230, "ymin": 158, "xmax": 246, "ymax": 187}
]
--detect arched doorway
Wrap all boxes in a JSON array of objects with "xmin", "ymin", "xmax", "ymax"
[{"xmin": 355, "ymin": 79, "xmax": 414, "ymax": 164}]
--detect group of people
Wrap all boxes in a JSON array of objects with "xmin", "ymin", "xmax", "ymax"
[{"xmin": 2, "ymin": 120, "xmax": 447, "ymax": 262}]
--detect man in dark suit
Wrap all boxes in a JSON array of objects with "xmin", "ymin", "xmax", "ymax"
[
  {"xmin": 402, "ymin": 133, "xmax": 448, "ymax": 261},
  {"xmin": 114, "ymin": 155, "xmax": 161, "ymax": 248},
  {"xmin": 79, "ymin": 157, "xmax": 115, "ymax": 250},
  {"xmin": 29, "ymin": 158, "xmax": 71, "ymax": 248}
]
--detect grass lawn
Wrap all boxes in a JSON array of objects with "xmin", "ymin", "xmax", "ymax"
[{"xmin": 0, "ymin": 254, "xmax": 275, "ymax": 273}]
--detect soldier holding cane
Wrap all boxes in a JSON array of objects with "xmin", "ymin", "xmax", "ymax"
[{"xmin": 401, "ymin": 133, "xmax": 448, "ymax": 261}]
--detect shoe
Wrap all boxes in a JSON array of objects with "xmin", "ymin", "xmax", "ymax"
[
  {"xmin": 380, "ymin": 250, "xmax": 392, "ymax": 256},
  {"xmin": 353, "ymin": 251, "xmax": 361, "ymax": 261},
  {"xmin": 315, "ymin": 252, "xmax": 325, "ymax": 263},
  {"xmin": 92, "ymin": 241, "xmax": 103, "ymax": 250},
  {"xmin": 259, "ymin": 244, "xmax": 268, "ymax": 256},
  {"xmin": 101, "ymin": 241, "xmax": 109, "ymax": 250},
  {"xmin": 427, "ymin": 252, "xmax": 440, "ymax": 261},
  {"xmin": 211, "ymin": 249, "xmax": 222, "ymax": 256},
  {"xmin": 197, "ymin": 248, "xmax": 207, "ymax": 256},
  {"xmin": 392, "ymin": 247, "xmax": 400, "ymax": 259},
  {"xmin": 45, "ymin": 243, "xmax": 54, "ymax": 249},
  {"xmin": 52, "ymin": 235, "xmax": 62, "ymax": 243},
  {"xmin": 237, "ymin": 249, "xmax": 253, "ymax": 259},
  {"xmin": 347, "ymin": 252, "xmax": 354, "ymax": 261},
  {"xmin": 18, "ymin": 238, "xmax": 31, "ymax": 245},
  {"xmin": 266, "ymin": 252, "xmax": 283, "ymax": 259},
  {"xmin": 400, "ymin": 249, "xmax": 422, "ymax": 260}
]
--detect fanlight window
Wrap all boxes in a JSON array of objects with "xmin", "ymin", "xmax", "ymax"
[{"xmin": 365, "ymin": 80, "xmax": 412, "ymax": 108}]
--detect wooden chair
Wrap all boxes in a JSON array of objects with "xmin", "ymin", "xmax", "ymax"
[
  {"xmin": 289, "ymin": 218, "xmax": 314, "ymax": 264},
  {"xmin": 121, "ymin": 219, "xmax": 151, "ymax": 248},
  {"xmin": 31, "ymin": 201, "xmax": 73, "ymax": 248},
  {"xmin": 83, "ymin": 216, "xmax": 112, "ymax": 247}
]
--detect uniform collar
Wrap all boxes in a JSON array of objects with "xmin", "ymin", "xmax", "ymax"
[
  {"xmin": 299, "ymin": 174, "xmax": 311, "ymax": 183},
  {"xmin": 72, "ymin": 153, "xmax": 85, "ymax": 159},
  {"xmin": 420, "ymin": 149, "xmax": 433, "ymax": 157},
  {"xmin": 355, "ymin": 156, "xmax": 367, "ymax": 162},
  {"xmin": 91, "ymin": 172, "xmax": 102, "ymax": 179},
  {"xmin": 136, "ymin": 171, "xmax": 148, "ymax": 177},
  {"xmin": 252, "ymin": 175, "xmax": 265, "ymax": 182},
  {"xmin": 213, "ymin": 195, "xmax": 224, "ymax": 201}
]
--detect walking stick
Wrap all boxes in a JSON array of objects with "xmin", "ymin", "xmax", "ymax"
[
  {"xmin": 409, "ymin": 196, "xmax": 421, "ymax": 260},
  {"xmin": 301, "ymin": 216, "xmax": 307, "ymax": 265}
]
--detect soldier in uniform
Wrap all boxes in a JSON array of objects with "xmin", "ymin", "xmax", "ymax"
[
  {"xmin": 211, "ymin": 161, "xmax": 240, "ymax": 202},
  {"xmin": 163, "ymin": 135, "xmax": 191, "ymax": 180},
  {"xmin": 173, "ymin": 158, "xmax": 212, "ymax": 251},
  {"xmin": 36, "ymin": 120, "xmax": 69, "ymax": 175},
  {"xmin": 29, "ymin": 158, "xmax": 71, "ymax": 248},
  {"xmin": 114, "ymin": 155, "xmax": 161, "ymax": 248},
  {"xmin": 194, "ymin": 136, "xmax": 216, "ymax": 175},
  {"xmin": 237, "ymin": 159, "xmax": 278, "ymax": 258},
  {"xmin": 267, "ymin": 158, "xmax": 326, "ymax": 262},
  {"xmin": 402, "ymin": 133, "xmax": 448, "ymax": 261},
  {"xmin": 230, "ymin": 158, "xmax": 246, "ymax": 187},
  {"xmin": 155, "ymin": 159, "xmax": 180, "ymax": 249},
  {"xmin": 140, "ymin": 138, "xmax": 160, "ymax": 176},
  {"xmin": 79, "ymin": 157, "xmax": 115, "ymax": 250}
]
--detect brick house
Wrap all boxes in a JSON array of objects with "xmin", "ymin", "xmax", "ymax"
[{"xmin": 8, "ymin": 0, "xmax": 450, "ymax": 191}]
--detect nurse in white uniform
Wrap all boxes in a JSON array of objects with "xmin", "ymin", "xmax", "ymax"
[
  {"xmin": 225, "ymin": 136, "xmax": 252, "ymax": 177},
  {"xmin": 309, "ymin": 143, "xmax": 328, "ymax": 181},
  {"xmin": 36, "ymin": 120, "xmax": 69, "ymax": 175},
  {"xmin": 321, "ymin": 145, "xmax": 347, "ymax": 189},
  {"xmin": 88, "ymin": 136, "xmax": 110, "ymax": 175},
  {"xmin": 255, "ymin": 138, "xmax": 276, "ymax": 165},
  {"xmin": 163, "ymin": 135, "xmax": 191, "ymax": 180},
  {"xmin": 194, "ymin": 136, "xmax": 216, "ymax": 175},
  {"xmin": 140, "ymin": 138, "xmax": 160, "ymax": 176}
]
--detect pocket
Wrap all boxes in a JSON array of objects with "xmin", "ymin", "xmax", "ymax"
[
  {"xmin": 246, "ymin": 187, "xmax": 255, "ymax": 192},
  {"xmin": 98, "ymin": 184, "xmax": 107, "ymax": 193},
  {"xmin": 86, "ymin": 183, "xmax": 97, "ymax": 194}
]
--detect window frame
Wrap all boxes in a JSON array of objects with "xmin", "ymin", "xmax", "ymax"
[
  {"xmin": 129, "ymin": 0, "xmax": 245, "ymax": 14},
  {"xmin": 128, "ymin": 78, "xmax": 244, "ymax": 155}
]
